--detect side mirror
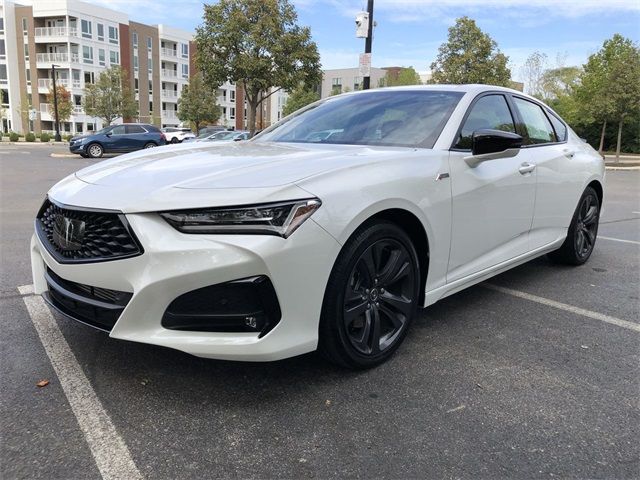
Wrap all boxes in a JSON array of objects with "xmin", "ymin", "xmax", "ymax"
[
  {"xmin": 105, "ymin": 132, "xmax": 112, "ymax": 137},
  {"xmin": 465, "ymin": 129, "xmax": 522, "ymax": 167}
]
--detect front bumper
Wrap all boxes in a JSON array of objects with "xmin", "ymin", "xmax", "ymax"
[
  {"xmin": 69, "ymin": 142, "xmax": 85, "ymax": 153},
  {"xmin": 30, "ymin": 212, "xmax": 341, "ymax": 361}
]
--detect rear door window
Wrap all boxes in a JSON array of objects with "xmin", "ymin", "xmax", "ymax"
[
  {"xmin": 547, "ymin": 113, "xmax": 567, "ymax": 142},
  {"xmin": 126, "ymin": 125, "xmax": 146, "ymax": 134},
  {"xmin": 454, "ymin": 94, "xmax": 515, "ymax": 149},
  {"xmin": 513, "ymin": 97, "xmax": 557, "ymax": 145}
]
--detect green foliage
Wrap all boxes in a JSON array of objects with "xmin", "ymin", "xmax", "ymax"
[
  {"xmin": 196, "ymin": 0, "xmax": 322, "ymax": 134},
  {"xmin": 282, "ymin": 84, "xmax": 319, "ymax": 116},
  {"xmin": 83, "ymin": 66, "xmax": 138, "ymax": 125},
  {"xmin": 430, "ymin": 17, "xmax": 511, "ymax": 86},
  {"xmin": 385, "ymin": 67, "xmax": 421, "ymax": 87},
  {"xmin": 63, "ymin": 134, "xmax": 73, "ymax": 142},
  {"xmin": 40, "ymin": 132, "xmax": 51, "ymax": 142},
  {"xmin": 25, "ymin": 132, "xmax": 36, "ymax": 142},
  {"xmin": 177, "ymin": 72, "xmax": 221, "ymax": 132},
  {"xmin": 9, "ymin": 131, "xmax": 19, "ymax": 142},
  {"xmin": 521, "ymin": 51, "xmax": 548, "ymax": 97},
  {"xmin": 46, "ymin": 85, "xmax": 73, "ymax": 123}
]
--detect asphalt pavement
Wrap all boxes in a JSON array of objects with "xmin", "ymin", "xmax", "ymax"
[{"xmin": 1, "ymin": 144, "xmax": 638, "ymax": 479}]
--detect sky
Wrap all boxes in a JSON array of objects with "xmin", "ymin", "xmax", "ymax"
[{"xmin": 95, "ymin": 0, "xmax": 640, "ymax": 82}]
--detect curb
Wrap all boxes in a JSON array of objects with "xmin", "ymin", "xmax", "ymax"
[
  {"xmin": 605, "ymin": 166, "xmax": 640, "ymax": 171},
  {"xmin": 1, "ymin": 141, "xmax": 69, "ymax": 146},
  {"xmin": 50, "ymin": 153, "xmax": 80, "ymax": 158}
]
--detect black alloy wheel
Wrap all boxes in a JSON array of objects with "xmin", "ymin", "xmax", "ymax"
[
  {"xmin": 319, "ymin": 221, "xmax": 420, "ymax": 369},
  {"xmin": 549, "ymin": 186, "xmax": 600, "ymax": 265}
]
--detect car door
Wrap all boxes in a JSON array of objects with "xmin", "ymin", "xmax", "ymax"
[
  {"xmin": 510, "ymin": 97, "xmax": 582, "ymax": 249},
  {"xmin": 447, "ymin": 93, "xmax": 536, "ymax": 283},
  {"xmin": 102, "ymin": 125, "xmax": 126, "ymax": 152},
  {"xmin": 125, "ymin": 125, "xmax": 148, "ymax": 150}
]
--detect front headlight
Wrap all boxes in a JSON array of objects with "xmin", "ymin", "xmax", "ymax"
[{"xmin": 160, "ymin": 199, "xmax": 322, "ymax": 238}]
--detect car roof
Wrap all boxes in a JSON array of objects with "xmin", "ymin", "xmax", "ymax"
[{"xmin": 340, "ymin": 84, "xmax": 538, "ymax": 101}]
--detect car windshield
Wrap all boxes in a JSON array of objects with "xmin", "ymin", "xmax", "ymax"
[
  {"xmin": 205, "ymin": 131, "xmax": 236, "ymax": 141},
  {"xmin": 255, "ymin": 90, "xmax": 464, "ymax": 148},
  {"xmin": 94, "ymin": 126, "xmax": 112, "ymax": 135}
]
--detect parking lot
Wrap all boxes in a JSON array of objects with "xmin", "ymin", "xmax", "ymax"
[{"xmin": 1, "ymin": 144, "xmax": 638, "ymax": 479}]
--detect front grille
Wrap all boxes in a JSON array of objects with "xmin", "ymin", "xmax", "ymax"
[
  {"xmin": 44, "ymin": 268, "xmax": 132, "ymax": 332},
  {"xmin": 36, "ymin": 198, "xmax": 143, "ymax": 263}
]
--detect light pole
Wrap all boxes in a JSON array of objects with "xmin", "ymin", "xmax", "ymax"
[
  {"xmin": 362, "ymin": 0, "xmax": 374, "ymax": 90},
  {"xmin": 51, "ymin": 64, "xmax": 61, "ymax": 142}
]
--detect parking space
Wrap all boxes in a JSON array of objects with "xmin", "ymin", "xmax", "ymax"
[{"xmin": 1, "ymin": 146, "xmax": 638, "ymax": 479}]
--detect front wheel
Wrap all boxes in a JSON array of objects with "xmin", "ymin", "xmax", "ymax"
[
  {"xmin": 548, "ymin": 186, "xmax": 600, "ymax": 265},
  {"xmin": 86, "ymin": 143, "xmax": 103, "ymax": 158},
  {"xmin": 319, "ymin": 221, "xmax": 420, "ymax": 369},
  {"xmin": 170, "ymin": 137, "xmax": 180, "ymax": 144}
]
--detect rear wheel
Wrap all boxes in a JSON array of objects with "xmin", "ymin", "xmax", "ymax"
[
  {"xmin": 548, "ymin": 186, "xmax": 600, "ymax": 265},
  {"xmin": 144, "ymin": 142, "xmax": 157, "ymax": 149},
  {"xmin": 170, "ymin": 137, "xmax": 180, "ymax": 144},
  {"xmin": 319, "ymin": 221, "xmax": 420, "ymax": 369},
  {"xmin": 86, "ymin": 143, "xmax": 103, "ymax": 158}
]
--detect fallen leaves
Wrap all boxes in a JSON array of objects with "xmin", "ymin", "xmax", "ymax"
[{"xmin": 36, "ymin": 379, "xmax": 50, "ymax": 388}]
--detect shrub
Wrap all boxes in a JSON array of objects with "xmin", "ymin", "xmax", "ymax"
[
  {"xmin": 40, "ymin": 132, "xmax": 51, "ymax": 143},
  {"xmin": 63, "ymin": 134, "xmax": 73, "ymax": 142},
  {"xmin": 25, "ymin": 132, "xmax": 36, "ymax": 142},
  {"xmin": 9, "ymin": 131, "xmax": 19, "ymax": 142}
]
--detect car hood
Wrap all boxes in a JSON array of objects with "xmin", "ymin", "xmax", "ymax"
[{"xmin": 49, "ymin": 141, "xmax": 415, "ymax": 213}]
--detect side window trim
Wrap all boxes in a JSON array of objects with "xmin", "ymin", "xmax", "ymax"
[
  {"xmin": 450, "ymin": 91, "xmax": 517, "ymax": 151},
  {"xmin": 544, "ymin": 109, "xmax": 568, "ymax": 144}
]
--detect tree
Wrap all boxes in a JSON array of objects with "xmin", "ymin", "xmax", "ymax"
[
  {"xmin": 576, "ymin": 35, "xmax": 640, "ymax": 159},
  {"xmin": 282, "ymin": 84, "xmax": 319, "ymax": 116},
  {"xmin": 430, "ymin": 17, "xmax": 511, "ymax": 86},
  {"xmin": 46, "ymin": 85, "xmax": 73, "ymax": 123},
  {"xmin": 177, "ymin": 72, "xmax": 221, "ymax": 132},
  {"xmin": 83, "ymin": 66, "xmax": 137, "ymax": 125},
  {"xmin": 521, "ymin": 51, "xmax": 548, "ymax": 97},
  {"xmin": 540, "ymin": 66, "xmax": 581, "ymax": 125},
  {"xmin": 196, "ymin": 0, "xmax": 322, "ymax": 136},
  {"xmin": 385, "ymin": 67, "xmax": 421, "ymax": 87}
]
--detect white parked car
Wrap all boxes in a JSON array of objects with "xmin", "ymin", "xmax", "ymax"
[
  {"xmin": 161, "ymin": 127, "xmax": 195, "ymax": 144},
  {"xmin": 30, "ymin": 85, "xmax": 604, "ymax": 368}
]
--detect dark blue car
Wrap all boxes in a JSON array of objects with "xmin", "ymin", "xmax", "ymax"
[{"xmin": 69, "ymin": 123, "xmax": 166, "ymax": 158}]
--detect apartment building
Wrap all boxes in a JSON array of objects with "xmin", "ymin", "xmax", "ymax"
[
  {"xmin": 0, "ymin": 0, "xmax": 244, "ymax": 135},
  {"xmin": 320, "ymin": 67, "xmax": 388, "ymax": 98}
]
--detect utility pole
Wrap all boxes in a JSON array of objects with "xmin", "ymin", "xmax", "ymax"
[
  {"xmin": 362, "ymin": 0, "xmax": 374, "ymax": 90},
  {"xmin": 51, "ymin": 64, "xmax": 61, "ymax": 142}
]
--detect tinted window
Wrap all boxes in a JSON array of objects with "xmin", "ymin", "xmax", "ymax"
[
  {"xmin": 547, "ymin": 113, "xmax": 567, "ymax": 142},
  {"xmin": 111, "ymin": 125, "xmax": 126, "ymax": 135},
  {"xmin": 513, "ymin": 97, "xmax": 556, "ymax": 144},
  {"xmin": 126, "ymin": 125, "xmax": 146, "ymax": 134},
  {"xmin": 256, "ymin": 90, "xmax": 464, "ymax": 148},
  {"xmin": 455, "ymin": 94, "xmax": 515, "ymax": 149}
]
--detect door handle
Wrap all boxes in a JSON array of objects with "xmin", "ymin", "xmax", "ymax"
[{"xmin": 519, "ymin": 162, "xmax": 536, "ymax": 175}]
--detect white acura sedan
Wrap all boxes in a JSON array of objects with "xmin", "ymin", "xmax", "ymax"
[{"xmin": 30, "ymin": 85, "xmax": 604, "ymax": 368}]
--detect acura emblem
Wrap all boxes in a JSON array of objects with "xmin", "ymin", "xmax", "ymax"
[{"xmin": 52, "ymin": 215, "xmax": 86, "ymax": 251}]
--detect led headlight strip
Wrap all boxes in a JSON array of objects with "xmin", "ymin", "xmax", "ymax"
[{"xmin": 160, "ymin": 199, "xmax": 322, "ymax": 238}]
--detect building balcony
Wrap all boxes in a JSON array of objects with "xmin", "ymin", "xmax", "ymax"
[
  {"xmin": 162, "ymin": 110, "xmax": 178, "ymax": 120},
  {"xmin": 40, "ymin": 103, "xmax": 83, "ymax": 118},
  {"xmin": 36, "ymin": 52, "xmax": 80, "ymax": 67},
  {"xmin": 161, "ymin": 69, "xmax": 178, "ymax": 79},
  {"xmin": 161, "ymin": 48, "xmax": 177, "ymax": 59},
  {"xmin": 37, "ymin": 78, "xmax": 70, "ymax": 92},
  {"xmin": 34, "ymin": 26, "xmax": 79, "ymax": 40},
  {"xmin": 161, "ymin": 90, "xmax": 178, "ymax": 100}
]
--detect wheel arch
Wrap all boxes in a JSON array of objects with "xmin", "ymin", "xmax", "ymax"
[{"xmin": 587, "ymin": 179, "xmax": 604, "ymax": 206}]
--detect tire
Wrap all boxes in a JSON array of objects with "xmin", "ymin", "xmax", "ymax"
[
  {"xmin": 548, "ymin": 186, "xmax": 600, "ymax": 265},
  {"xmin": 79, "ymin": 153, "xmax": 89, "ymax": 158},
  {"xmin": 144, "ymin": 142, "xmax": 157, "ymax": 149},
  {"xmin": 171, "ymin": 137, "xmax": 180, "ymax": 144},
  {"xmin": 86, "ymin": 143, "xmax": 103, "ymax": 158},
  {"xmin": 318, "ymin": 221, "xmax": 420, "ymax": 369}
]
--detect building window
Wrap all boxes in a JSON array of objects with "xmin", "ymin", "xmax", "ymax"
[
  {"xmin": 84, "ymin": 71, "xmax": 95, "ymax": 84},
  {"xmin": 147, "ymin": 37, "xmax": 152, "ymax": 51},
  {"xmin": 230, "ymin": 90, "xmax": 235, "ymax": 101},
  {"xmin": 97, "ymin": 23, "xmax": 104, "ymax": 41},
  {"xmin": 134, "ymin": 78, "xmax": 139, "ymax": 94},
  {"xmin": 230, "ymin": 107, "xmax": 235, "ymax": 119},
  {"xmin": 0, "ymin": 40, "xmax": 5, "ymax": 60},
  {"xmin": 23, "ymin": 43, "xmax": 29, "ymax": 60},
  {"xmin": 181, "ymin": 64, "xmax": 188, "ymax": 79},
  {"xmin": 0, "ymin": 18, "xmax": 4, "ymax": 34},
  {"xmin": 149, "ymin": 101, "xmax": 153, "ymax": 113},
  {"xmin": 108, "ymin": 26, "xmax": 119, "ymax": 45},
  {"xmin": 110, "ymin": 51, "xmax": 120, "ymax": 65},
  {"xmin": 148, "ymin": 58, "xmax": 153, "ymax": 73},
  {"xmin": 181, "ymin": 43, "xmax": 188, "ymax": 58},
  {"xmin": 132, "ymin": 32, "xmax": 138, "ymax": 47},
  {"xmin": 82, "ymin": 46, "xmax": 93, "ymax": 64},
  {"xmin": 22, "ymin": 18, "xmax": 27, "ymax": 34},
  {"xmin": 1, "ymin": 88, "xmax": 9, "ymax": 104},
  {"xmin": 98, "ymin": 48, "xmax": 106, "ymax": 66},
  {"xmin": 149, "ymin": 80, "xmax": 153, "ymax": 94},
  {"xmin": 25, "ymin": 68, "xmax": 30, "ymax": 85},
  {"xmin": 133, "ymin": 55, "xmax": 139, "ymax": 72},
  {"xmin": 72, "ymin": 69, "xmax": 81, "ymax": 88},
  {"xmin": 81, "ymin": 19, "xmax": 92, "ymax": 39},
  {"xmin": 0, "ymin": 65, "xmax": 7, "ymax": 82},
  {"xmin": 332, "ymin": 77, "xmax": 341, "ymax": 86}
]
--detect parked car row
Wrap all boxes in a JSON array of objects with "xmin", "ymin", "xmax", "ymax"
[{"xmin": 68, "ymin": 125, "xmax": 243, "ymax": 158}]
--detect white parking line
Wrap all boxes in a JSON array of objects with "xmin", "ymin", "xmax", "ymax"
[
  {"xmin": 598, "ymin": 236, "xmax": 640, "ymax": 246},
  {"xmin": 484, "ymin": 284, "xmax": 640, "ymax": 333},
  {"xmin": 18, "ymin": 285, "xmax": 142, "ymax": 480}
]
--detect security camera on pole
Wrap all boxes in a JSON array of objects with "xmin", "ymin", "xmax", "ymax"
[{"xmin": 356, "ymin": 0, "xmax": 374, "ymax": 90}]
